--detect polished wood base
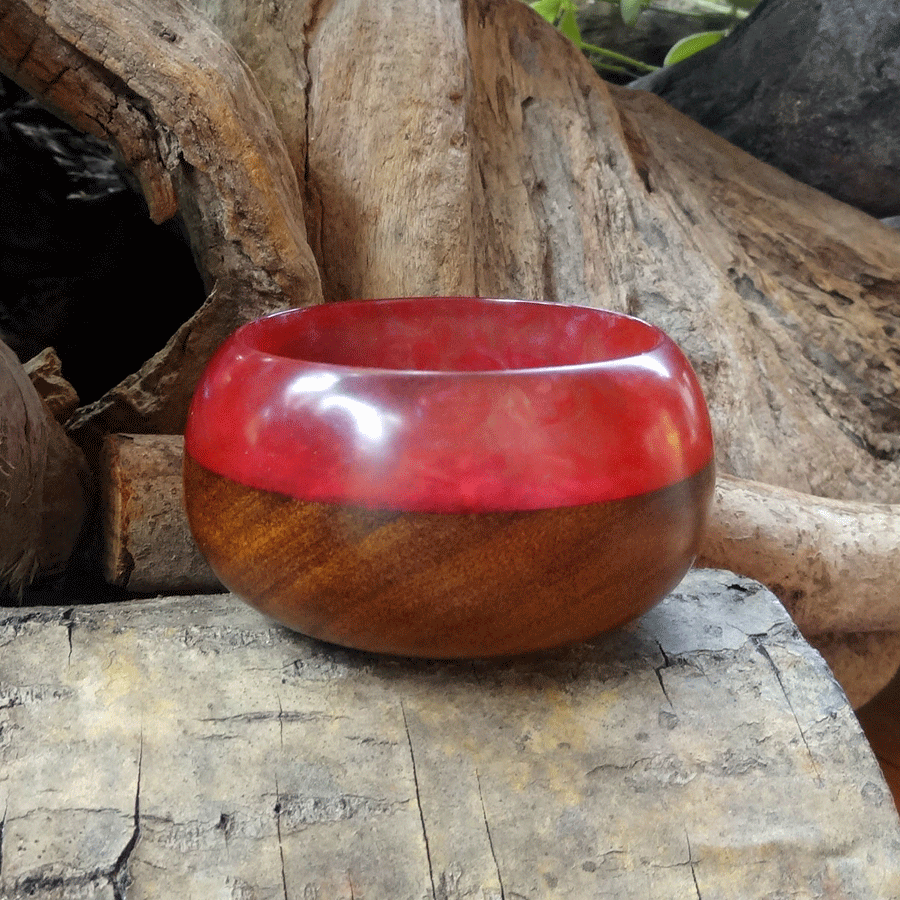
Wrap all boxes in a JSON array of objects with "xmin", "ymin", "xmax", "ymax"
[{"xmin": 183, "ymin": 455, "xmax": 715, "ymax": 658}]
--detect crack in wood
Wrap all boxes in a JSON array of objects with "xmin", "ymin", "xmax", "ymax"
[
  {"xmin": 274, "ymin": 778, "xmax": 289, "ymax": 900},
  {"xmin": 753, "ymin": 639, "xmax": 823, "ymax": 785},
  {"xmin": 0, "ymin": 798, "xmax": 6, "ymax": 880},
  {"xmin": 400, "ymin": 702, "xmax": 436, "ymax": 900},
  {"xmin": 475, "ymin": 769, "xmax": 505, "ymax": 900},
  {"xmin": 685, "ymin": 833, "xmax": 702, "ymax": 900},
  {"xmin": 111, "ymin": 729, "xmax": 142, "ymax": 900},
  {"xmin": 654, "ymin": 641, "xmax": 675, "ymax": 710},
  {"xmin": 62, "ymin": 608, "xmax": 74, "ymax": 666}
]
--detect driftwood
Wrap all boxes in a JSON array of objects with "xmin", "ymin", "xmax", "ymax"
[
  {"xmin": 1, "ymin": 569, "xmax": 898, "ymax": 898},
  {"xmin": 23, "ymin": 347, "xmax": 79, "ymax": 423},
  {"xmin": 0, "ymin": 0, "xmax": 897, "ymax": 499},
  {"xmin": 0, "ymin": 339, "xmax": 88, "ymax": 596},
  {"xmin": 3, "ymin": 0, "xmax": 900, "ymax": 699}
]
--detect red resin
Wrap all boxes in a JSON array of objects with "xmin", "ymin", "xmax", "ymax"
[{"xmin": 185, "ymin": 298, "xmax": 714, "ymax": 512}]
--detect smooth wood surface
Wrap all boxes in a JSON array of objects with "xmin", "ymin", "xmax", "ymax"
[
  {"xmin": 1, "ymin": 569, "xmax": 898, "ymax": 899},
  {"xmin": 183, "ymin": 453, "xmax": 714, "ymax": 657}
]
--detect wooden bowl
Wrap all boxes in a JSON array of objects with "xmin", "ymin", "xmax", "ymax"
[{"xmin": 183, "ymin": 297, "xmax": 715, "ymax": 658}]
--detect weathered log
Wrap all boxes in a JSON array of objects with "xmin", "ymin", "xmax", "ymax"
[
  {"xmin": 3, "ymin": 0, "xmax": 899, "ymax": 507},
  {"xmin": 4, "ymin": 0, "xmax": 900, "ymax": 695},
  {"xmin": 700, "ymin": 473, "xmax": 900, "ymax": 636},
  {"xmin": 698, "ymin": 472, "xmax": 900, "ymax": 706},
  {"xmin": 101, "ymin": 433, "xmax": 220, "ymax": 593},
  {"xmin": 0, "ymin": 339, "xmax": 89, "ymax": 596},
  {"xmin": 0, "ymin": 0, "xmax": 323, "ymax": 453},
  {"xmin": 0, "ymin": 569, "xmax": 897, "ymax": 898}
]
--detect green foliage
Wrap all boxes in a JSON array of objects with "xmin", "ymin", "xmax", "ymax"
[
  {"xmin": 530, "ymin": 0, "xmax": 658, "ymax": 76},
  {"xmin": 664, "ymin": 29, "xmax": 728, "ymax": 65},
  {"xmin": 529, "ymin": 0, "xmax": 756, "ymax": 79},
  {"xmin": 620, "ymin": 0, "xmax": 643, "ymax": 26}
]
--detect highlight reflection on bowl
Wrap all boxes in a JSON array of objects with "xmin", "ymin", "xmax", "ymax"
[{"xmin": 183, "ymin": 297, "xmax": 715, "ymax": 658}]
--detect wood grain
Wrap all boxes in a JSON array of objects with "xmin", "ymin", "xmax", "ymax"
[{"xmin": 183, "ymin": 454, "xmax": 714, "ymax": 658}]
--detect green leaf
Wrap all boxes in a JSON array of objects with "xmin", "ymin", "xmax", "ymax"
[
  {"xmin": 558, "ymin": 5, "xmax": 583, "ymax": 46},
  {"xmin": 530, "ymin": 0, "xmax": 563, "ymax": 24},
  {"xmin": 663, "ymin": 29, "xmax": 727, "ymax": 66},
  {"xmin": 620, "ymin": 0, "xmax": 643, "ymax": 26}
]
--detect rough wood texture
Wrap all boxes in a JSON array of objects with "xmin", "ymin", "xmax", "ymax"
[
  {"xmin": 101, "ymin": 434, "xmax": 220, "ymax": 593},
  {"xmin": 183, "ymin": 453, "xmax": 714, "ymax": 657},
  {"xmin": 4, "ymin": 0, "xmax": 900, "ymax": 693},
  {"xmin": 0, "ymin": 338, "xmax": 88, "ymax": 594},
  {"xmin": 0, "ymin": 569, "xmax": 897, "ymax": 898},
  {"xmin": 3, "ymin": 0, "xmax": 899, "ymax": 506},
  {"xmin": 0, "ymin": 0, "xmax": 323, "ymax": 449},
  {"xmin": 23, "ymin": 347, "xmax": 78, "ymax": 423},
  {"xmin": 699, "ymin": 473, "xmax": 900, "ymax": 706}
]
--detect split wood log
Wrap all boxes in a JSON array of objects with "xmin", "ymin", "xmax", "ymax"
[
  {"xmin": 1, "ymin": 569, "xmax": 898, "ymax": 898},
  {"xmin": 0, "ymin": 339, "xmax": 89, "ymax": 596},
  {"xmin": 100, "ymin": 433, "xmax": 899, "ymax": 705}
]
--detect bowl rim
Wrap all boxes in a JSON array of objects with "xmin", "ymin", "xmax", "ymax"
[{"xmin": 233, "ymin": 297, "xmax": 668, "ymax": 377}]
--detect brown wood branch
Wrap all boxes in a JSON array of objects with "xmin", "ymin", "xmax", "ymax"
[
  {"xmin": 0, "ymin": 340, "xmax": 89, "ymax": 594},
  {"xmin": 698, "ymin": 473, "xmax": 900, "ymax": 637},
  {"xmin": 0, "ymin": 0, "xmax": 323, "ymax": 445}
]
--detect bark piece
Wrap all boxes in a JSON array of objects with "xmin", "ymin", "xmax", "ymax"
[
  {"xmin": 101, "ymin": 433, "xmax": 220, "ymax": 593},
  {"xmin": 0, "ymin": 337, "xmax": 88, "ymax": 594},
  {"xmin": 0, "ymin": 570, "xmax": 897, "ymax": 897},
  {"xmin": 24, "ymin": 346, "xmax": 78, "ymax": 423}
]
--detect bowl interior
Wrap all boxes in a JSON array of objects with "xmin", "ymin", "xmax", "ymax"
[{"xmin": 243, "ymin": 297, "xmax": 662, "ymax": 372}]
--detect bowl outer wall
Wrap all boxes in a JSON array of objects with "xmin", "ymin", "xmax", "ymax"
[{"xmin": 184, "ymin": 299, "xmax": 715, "ymax": 513}]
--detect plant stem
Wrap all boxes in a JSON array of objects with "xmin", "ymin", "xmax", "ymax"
[{"xmin": 580, "ymin": 40, "xmax": 660, "ymax": 73}]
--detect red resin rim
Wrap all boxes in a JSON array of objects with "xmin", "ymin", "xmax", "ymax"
[{"xmin": 185, "ymin": 298, "xmax": 714, "ymax": 512}]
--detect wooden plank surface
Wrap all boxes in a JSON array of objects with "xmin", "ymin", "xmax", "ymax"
[{"xmin": 1, "ymin": 569, "xmax": 899, "ymax": 899}]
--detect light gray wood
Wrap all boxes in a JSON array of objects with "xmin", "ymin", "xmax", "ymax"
[{"xmin": 1, "ymin": 569, "xmax": 898, "ymax": 898}]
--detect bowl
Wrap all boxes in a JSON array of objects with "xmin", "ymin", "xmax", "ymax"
[{"xmin": 183, "ymin": 297, "xmax": 715, "ymax": 658}]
